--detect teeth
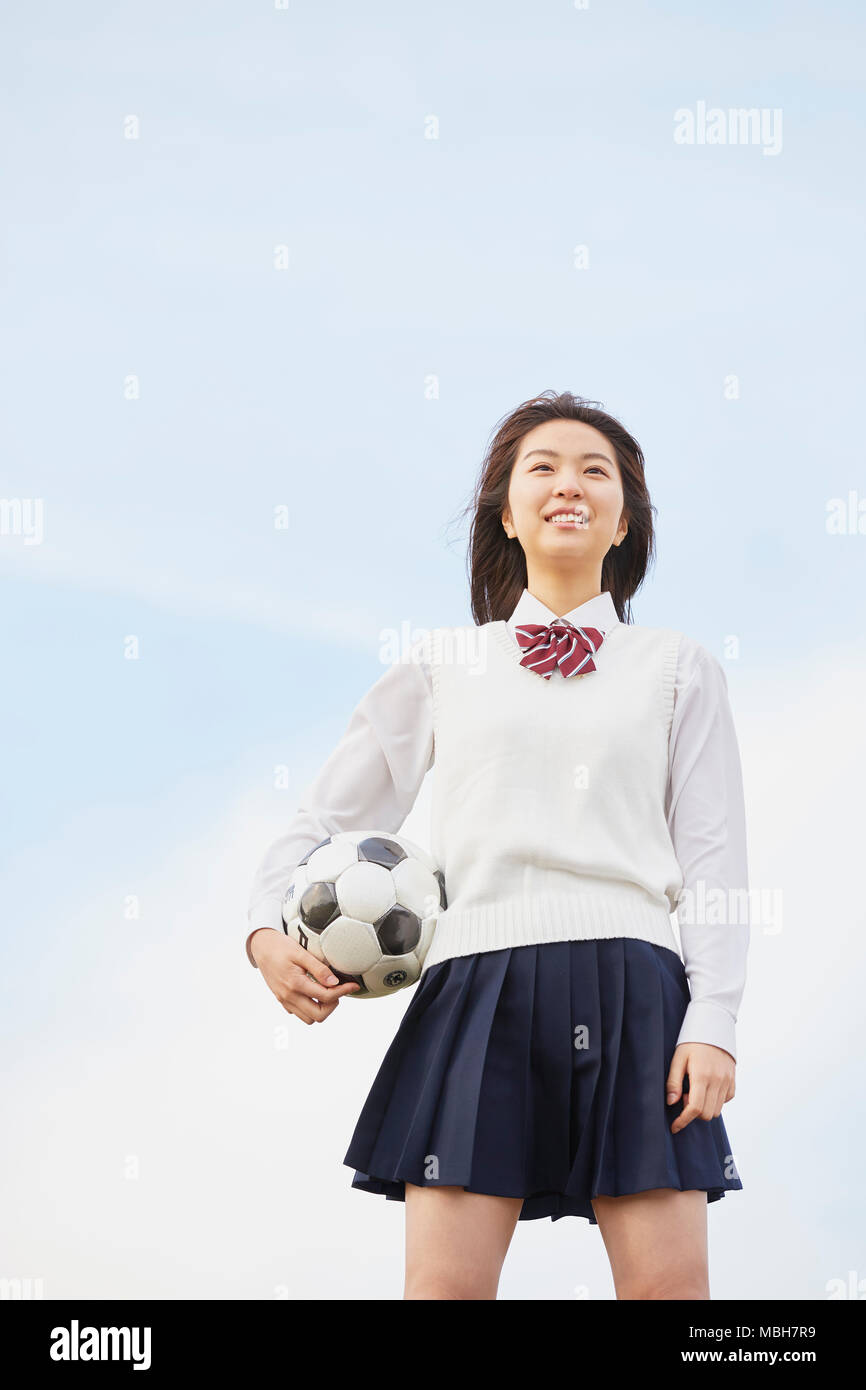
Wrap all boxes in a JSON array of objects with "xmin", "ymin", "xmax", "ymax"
[{"xmin": 546, "ymin": 511, "xmax": 587, "ymax": 524}]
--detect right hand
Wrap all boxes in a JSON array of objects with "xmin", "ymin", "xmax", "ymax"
[{"xmin": 250, "ymin": 928, "xmax": 361, "ymax": 1024}]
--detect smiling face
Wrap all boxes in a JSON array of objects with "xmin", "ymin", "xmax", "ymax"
[{"xmin": 501, "ymin": 419, "xmax": 628, "ymax": 578}]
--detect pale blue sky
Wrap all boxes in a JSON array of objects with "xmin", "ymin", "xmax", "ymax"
[{"xmin": 1, "ymin": 0, "xmax": 864, "ymax": 1299}]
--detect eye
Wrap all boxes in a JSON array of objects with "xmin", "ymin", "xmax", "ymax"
[{"xmin": 530, "ymin": 463, "xmax": 606, "ymax": 474}]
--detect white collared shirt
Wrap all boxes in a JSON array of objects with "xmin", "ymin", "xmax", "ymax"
[{"xmin": 246, "ymin": 589, "xmax": 750, "ymax": 1059}]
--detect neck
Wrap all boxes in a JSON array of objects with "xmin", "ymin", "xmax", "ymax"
[{"xmin": 524, "ymin": 569, "xmax": 603, "ymax": 620}]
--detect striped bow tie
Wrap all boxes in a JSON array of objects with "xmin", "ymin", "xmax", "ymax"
[{"xmin": 514, "ymin": 621, "xmax": 606, "ymax": 680}]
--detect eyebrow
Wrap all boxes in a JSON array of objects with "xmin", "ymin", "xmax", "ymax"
[{"xmin": 520, "ymin": 447, "xmax": 615, "ymax": 468}]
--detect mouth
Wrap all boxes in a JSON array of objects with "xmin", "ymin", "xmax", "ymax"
[{"xmin": 544, "ymin": 508, "xmax": 589, "ymax": 528}]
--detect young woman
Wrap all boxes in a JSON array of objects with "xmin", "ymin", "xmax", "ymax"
[{"xmin": 246, "ymin": 391, "xmax": 749, "ymax": 1301}]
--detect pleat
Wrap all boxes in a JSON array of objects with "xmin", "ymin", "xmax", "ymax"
[{"xmin": 343, "ymin": 939, "xmax": 743, "ymax": 1223}]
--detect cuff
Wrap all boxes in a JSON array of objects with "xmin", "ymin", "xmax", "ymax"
[{"xmin": 674, "ymin": 1000, "xmax": 738, "ymax": 1063}]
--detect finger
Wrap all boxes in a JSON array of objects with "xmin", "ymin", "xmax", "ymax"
[
  {"xmin": 671, "ymin": 1100, "xmax": 700, "ymax": 1134},
  {"xmin": 309, "ymin": 991, "xmax": 356, "ymax": 1021},
  {"xmin": 702, "ymin": 1081, "xmax": 718, "ymax": 1119},
  {"xmin": 283, "ymin": 992, "xmax": 332, "ymax": 1023},
  {"xmin": 296, "ymin": 975, "xmax": 361, "ymax": 1002},
  {"xmin": 295, "ymin": 981, "xmax": 362, "ymax": 1021},
  {"xmin": 696, "ymin": 1078, "xmax": 717, "ymax": 1119},
  {"xmin": 280, "ymin": 986, "xmax": 325, "ymax": 1022},
  {"xmin": 665, "ymin": 1053, "xmax": 687, "ymax": 1103},
  {"xmin": 685, "ymin": 1077, "xmax": 707, "ymax": 1113},
  {"xmin": 295, "ymin": 956, "xmax": 357, "ymax": 995},
  {"xmin": 283, "ymin": 998, "xmax": 316, "ymax": 1025},
  {"xmin": 313, "ymin": 996, "xmax": 340, "ymax": 1020}
]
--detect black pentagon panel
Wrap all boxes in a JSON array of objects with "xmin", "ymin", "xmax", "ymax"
[
  {"xmin": 328, "ymin": 967, "xmax": 365, "ymax": 991},
  {"xmin": 298, "ymin": 881, "xmax": 340, "ymax": 933},
  {"xmin": 357, "ymin": 836, "xmax": 407, "ymax": 870},
  {"xmin": 434, "ymin": 869, "xmax": 447, "ymax": 909},
  {"xmin": 298, "ymin": 837, "xmax": 335, "ymax": 867},
  {"xmin": 302, "ymin": 956, "xmax": 366, "ymax": 993},
  {"xmin": 375, "ymin": 904, "xmax": 421, "ymax": 955}
]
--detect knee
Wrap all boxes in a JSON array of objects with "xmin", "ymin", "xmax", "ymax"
[{"xmin": 616, "ymin": 1271, "xmax": 709, "ymax": 1301}]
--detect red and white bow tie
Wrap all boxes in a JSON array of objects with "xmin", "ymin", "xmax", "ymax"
[{"xmin": 514, "ymin": 621, "xmax": 606, "ymax": 680}]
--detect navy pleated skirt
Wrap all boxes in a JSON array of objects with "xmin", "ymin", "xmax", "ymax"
[{"xmin": 342, "ymin": 938, "xmax": 743, "ymax": 1223}]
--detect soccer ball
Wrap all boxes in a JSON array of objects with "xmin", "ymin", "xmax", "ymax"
[{"xmin": 281, "ymin": 829, "xmax": 447, "ymax": 999}]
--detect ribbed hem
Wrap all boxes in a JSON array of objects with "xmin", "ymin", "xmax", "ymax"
[{"xmin": 419, "ymin": 890, "xmax": 679, "ymax": 975}]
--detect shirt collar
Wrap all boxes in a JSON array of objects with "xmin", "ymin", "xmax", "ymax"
[{"xmin": 506, "ymin": 587, "xmax": 620, "ymax": 639}]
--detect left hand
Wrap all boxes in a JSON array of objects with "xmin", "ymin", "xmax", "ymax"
[{"xmin": 665, "ymin": 1042, "xmax": 735, "ymax": 1134}]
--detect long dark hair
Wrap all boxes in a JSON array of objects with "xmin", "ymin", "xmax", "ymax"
[{"xmin": 449, "ymin": 390, "xmax": 657, "ymax": 626}]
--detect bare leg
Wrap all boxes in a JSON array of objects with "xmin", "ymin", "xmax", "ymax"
[
  {"xmin": 403, "ymin": 1183, "xmax": 524, "ymax": 1300},
  {"xmin": 591, "ymin": 1188, "xmax": 710, "ymax": 1299}
]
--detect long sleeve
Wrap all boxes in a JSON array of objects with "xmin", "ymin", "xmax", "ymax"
[
  {"xmin": 665, "ymin": 641, "xmax": 750, "ymax": 1062},
  {"xmin": 245, "ymin": 644, "xmax": 435, "ymax": 967}
]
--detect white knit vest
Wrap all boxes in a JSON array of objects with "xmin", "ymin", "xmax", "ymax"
[{"xmin": 419, "ymin": 617, "xmax": 685, "ymax": 976}]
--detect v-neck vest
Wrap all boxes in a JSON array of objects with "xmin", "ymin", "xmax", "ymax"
[{"xmin": 419, "ymin": 618, "xmax": 685, "ymax": 975}]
